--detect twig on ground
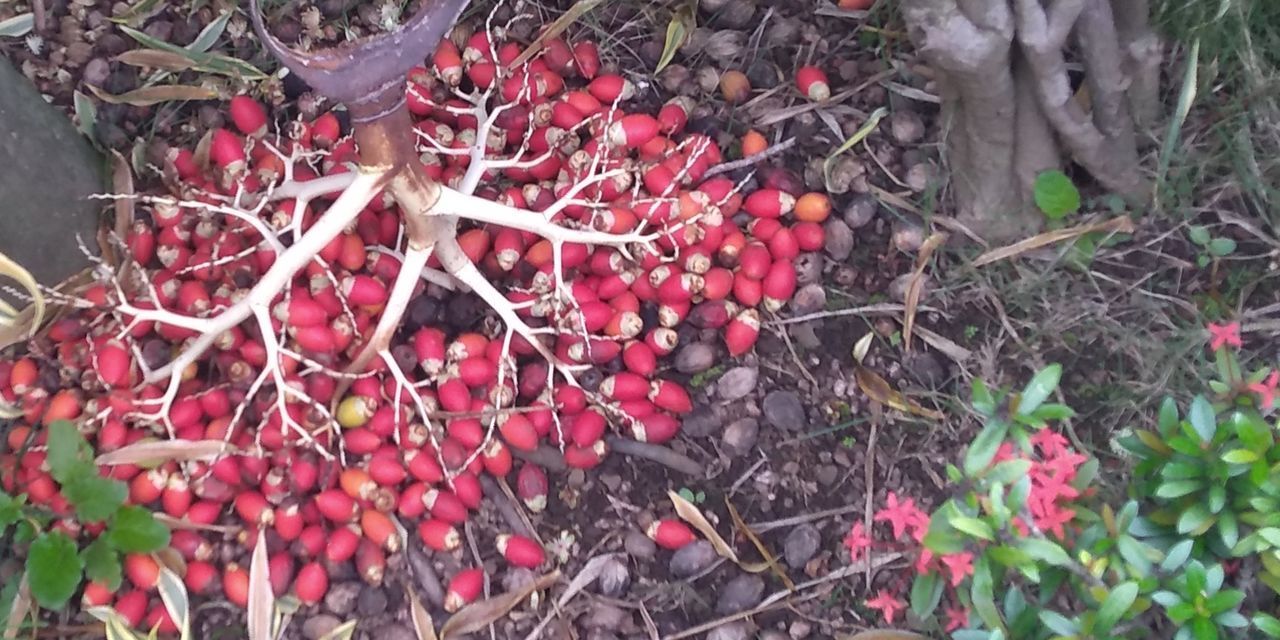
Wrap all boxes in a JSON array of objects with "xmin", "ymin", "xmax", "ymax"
[
  {"xmin": 770, "ymin": 303, "xmax": 943, "ymax": 326},
  {"xmin": 603, "ymin": 436, "xmax": 703, "ymax": 477},
  {"xmin": 702, "ymin": 138, "xmax": 796, "ymax": 178}
]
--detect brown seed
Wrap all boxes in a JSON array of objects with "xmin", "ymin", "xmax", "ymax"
[{"xmin": 719, "ymin": 70, "xmax": 751, "ymax": 104}]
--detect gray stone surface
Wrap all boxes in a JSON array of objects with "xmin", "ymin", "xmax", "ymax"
[{"xmin": 0, "ymin": 59, "xmax": 103, "ymax": 304}]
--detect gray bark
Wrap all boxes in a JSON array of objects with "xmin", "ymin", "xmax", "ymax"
[
  {"xmin": 1110, "ymin": 0, "xmax": 1163, "ymax": 127},
  {"xmin": 0, "ymin": 58, "xmax": 104, "ymax": 305},
  {"xmin": 901, "ymin": 0, "xmax": 1156, "ymax": 243}
]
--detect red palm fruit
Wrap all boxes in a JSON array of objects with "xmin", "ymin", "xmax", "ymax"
[
  {"xmin": 657, "ymin": 96, "xmax": 695, "ymax": 134},
  {"xmin": 418, "ymin": 519, "xmax": 462, "ymax": 551},
  {"xmin": 482, "ymin": 439, "xmax": 513, "ymax": 477},
  {"xmin": 689, "ymin": 300, "xmax": 735, "ymax": 329},
  {"xmin": 795, "ymin": 65, "xmax": 831, "ymax": 101},
  {"xmin": 368, "ymin": 455, "xmax": 407, "ymax": 487},
  {"xmin": 114, "ymin": 590, "xmax": 149, "ymax": 628},
  {"xmin": 406, "ymin": 450, "xmax": 445, "ymax": 483},
  {"xmin": 275, "ymin": 296, "xmax": 328, "ymax": 328},
  {"xmin": 8, "ymin": 357, "xmax": 37, "ymax": 395},
  {"xmin": 290, "ymin": 456, "xmax": 320, "ymax": 494},
  {"xmin": 607, "ymin": 114, "xmax": 659, "ymax": 148},
  {"xmin": 129, "ymin": 469, "xmax": 167, "ymax": 505},
  {"xmin": 569, "ymin": 409, "xmax": 607, "ymax": 448},
  {"xmin": 184, "ymin": 561, "xmax": 218, "ymax": 594},
  {"xmin": 498, "ymin": 534, "xmax": 545, "ymax": 568},
  {"xmin": 451, "ymin": 472, "xmax": 484, "ymax": 510},
  {"xmin": 573, "ymin": 41, "xmax": 601, "ymax": 78},
  {"xmin": 311, "ymin": 112, "xmax": 340, "ymax": 148},
  {"xmin": 762, "ymin": 261, "xmax": 797, "ymax": 312},
  {"xmin": 43, "ymin": 389, "xmax": 82, "ymax": 424},
  {"xmin": 360, "ymin": 510, "xmax": 401, "ymax": 552},
  {"xmin": 725, "ymin": 308, "xmax": 762, "ymax": 356},
  {"xmin": 647, "ymin": 519, "xmax": 697, "ymax": 549},
  {"xmin": 170, "ymin": 530, "xmax": 212, "ymax": 562},
  {"xmin": 446, "ymin": 418, "xmax": 484, "ymax": 450},
  {"xmin": 500, "ymin": 413, "xmax": 539, "ymax": 452},
  {"xmin": 398, "ymin": 482, "xmax": 428, "ymax": 519},
  {"xmin": 274, "ymin": 503, "xmax": 304, "ymax": 541},
  {"xmin": 95, "ymin": 339, "xmax": 132, "ymax": 388},
  {"xmin": 326, "ymin": 526, "xmax": 361, "ymax": 563},
  {"xmin": 516, "ymin": 463, "xmax": 549, "ymax": 512},
  {"xmin": 636, "ymin": 413, "xmax": 681, "ymax": 444},
  {"xmin": 743, "ymin": 188, "xmax": 795, "ymax": 219},
  {"xmin": 644, "ymin": 328, "xmax": 679, "ymax": 356},
  {"xmin": 445, "ymin": 568, "xmax": 485, "ymax": 613},
  {"xmin": 413, "ymin": 327, "xmax": 447, "ymax": 375},
  {"xmin": 294, "ymin": 525, "xmax": 327, "ymax": 558},
  {"xmin": 555, "ymin": 385, "xmax": 588, "ymax": 414},
  {"xmin": 434, "ymin": 39, "xmax": 463, "ymax": 85},
  {"xmin": 82, "ymin": 581, "xmax": 115, "ymax": 607},
  {"xmin": 437, "ymin": 377, "xmax": 471, "ymax": 413},
  {"xmin": 342, "ymin": 275, "xmax": 388, "ymax": 307},
  {"xmin": 424, "ymin": 489, "xmax": 468, "ymax": 524},
  {"xmin": 161, "ymin": 475, "xmax": 192, "ymax": 518},
  {"xmin": 767, "ymin": 226, "xmax": 800, "ymax": 261},
  {"xmin": 622, "ymin": 341, "xmax": 658, "ymax": 376},
  {"xmin": 344, "ymin": 429, "xmax": 382, "ymax": 455},
  {"xmin": 563, "ymin": 441, "xmax": 608, "ymax": 469},
  {"xmin": 587, "ymin": 74, "xmax": 634, "ymax": 103},
  {"xmin": 124, "ymin": 553, "xmax": 160, "ymax": 591},
  {"xmin": 356, "ymin": 539, "xmax": 387, "ymax": 586},
  {"xmin": 600, "ymin": 372, "xmax": 649, "ymax": 401},
  {"xmin": 314, "ymin": 489, "xmax": 358, "ymax": 522},
  {"xmin": 340, "ymin": 468, "xmax": 376, "ymax": 500},
  {"xmin": 234, "ymin": 491, "xmax": 274, "ymax": 525},
  {"xmin": 269, "ymin": 551, "xmax": 295, "ymax": 596},
  {"xmin": 294, "ymin": 562, "xmax": 328, "ymax": 605},
  {"xmin": 793, "ymin": 221, "xmax": 826, "ymax": 251},
  {"xmin": 619, "ymin": 399, "xmax": 656, "ymax": 419},
  {"xmin": 186, "ymin": 501, "xmax": 223, "ymax": 526},
  {"xmin": 229, "ymin": 96, "xmax": 269, "ymax": 137},
  {"xmin": 738, "ymin": 242, "xmax": 772, "ymax": 280},
  {"xmin": 733, "ymin": 272, "xmax": 764, "ymax": 307},
  {"xmin": 650, "ymin": 379, "xmax": 693, "ymax": 414},
  {"xmin": 209, "ymin": 129, "xmax": 245, "ymax": 171}
]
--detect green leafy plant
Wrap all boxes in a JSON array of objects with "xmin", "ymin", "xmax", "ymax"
[
  {"xmin": 1033, "ymin": 170, "xmax": 1082, "ymax": 220},
  {"xmin": 0, "ymin": 420, "xmax": 169, "ymax": 616},
  {"xmin": 1187, "ymin": 224, "xmax": 1237, "ymax": 267}
]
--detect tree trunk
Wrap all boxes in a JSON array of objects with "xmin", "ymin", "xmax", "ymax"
[
  {"xmin": 0, "ymin": 58, "xmax": 104, "ymax": 305},
  {"xmin": 902, "ymin": 0, "xmax": 1156, "ymax": 243}
]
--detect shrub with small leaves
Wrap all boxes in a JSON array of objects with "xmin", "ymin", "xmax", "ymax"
[{"xmin": 0, "ymin": 420, "xmax": 168, "ymax": 616}]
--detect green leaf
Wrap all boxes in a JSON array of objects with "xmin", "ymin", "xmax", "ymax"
[
  {"xmin": 1216, "ymin": 611, "xmax": 1248, "ymax": 628},
  {"xmin": 1253, "ymin": 613, "xmax": 1280, "ymax": 637},
  {"xmin": 1158, "ymin": 397, "xmax": 1180, "ymax": 435},
  {"xmin": 985, "ymin": 459, "xmax": 1033, "ymax": 485},
  {"xmin": 45, "ymin": 420, "xmax": 91, "ymax": 485},
  {"xmin": 108, "ymin": 506, "xmax": 170, "ymax": 553},
  {"xmin": 1258, "ymin": 528, "xmax": 1280, "ymax": 548},
  {"xmin": 1222, "ymin": 449, "xmax": 1257, "ymax": 464},
  {"xmin": 1017, "ymin": 365, "xmax": 1061, "ymax": 416},
  {"xmin": 26, "ymin": 532, "xmax": 84, "ymax": 609},
  {"xmin": 654, "ymin": 2, "xmax": 694, "ymax": 75},
  {"xmin": 1188, "ymin": 225, "xmax": 1212, "ymax": 245},
  {"xmin": 909, "ymin": 571, "xmax": 943, "ymax": 619},
  {"xmin": 62, "ymin": 472, "xmax": 127, "ymax": 524},
  {"xmin": 1038, "ymin": 610, "xmax": 1079, "ymax": 636},
  {"xmin": 1030, "ymin": 403, "xmax": 1075, "ymax": 421},
  {"xmin": 963, "ymin": 419, "xmax": 1010, "ymax": 476},
  {"xmin": 0, "ymin": 492, "xmax": 24, "ymax": 533},
  {"xmin": 1218, "ymin": 510, "xmax": 1239, "ymax": 550},
  {"xmin": 922, "ymin": 509, "xmax": 965, "ymax": 554},
  {"xmin": 185, "ymin": 11, "xmax": 230, "ymax": 54},
  {"xmin": 1152, "ymin": 590, "xmax": 1183, "ymax": 607},
  {"xmin": 81, "ymin": 537, "xmax": 122, "ymax": 591},
  {"xmin": 1191, "ymin": 616, "xmax": 1216, "ymax": 640},
  {"xmin": 1096, "ymin": 581, "xmax": 1139, "ymax": 633},
  {"xmin": 971, "ymin": 556, "xmax": 1002, "ymax": 631},
  {"xmin": 1117, "ymin": 535, "xmax": 1154, "ymax": 575},
  {"xmin": 1178, "ymin": 504, "xmax": 1214, "ymax": 535},
  {"xmin": 1016, "ymin": 538, "xmax": 1072, "ymax": 566},
  {"xmin": 1032, "ymin": 171, "xmax": 1081, "ymax": 219},
  {"xmin": 1162, "ymin": 540, "xmax": 1194, "ymax": 572},
  {"xmin": 1156, "ymin": 480, "xmax": 1203, "ymax": 499},
  {"xmin": 1188, "ymin": 396, "xmax": 1217, "ymax": 443},
  {"xmin": 949, "ymin": 516, "xmax": 995, "ymax": 541},
  {"xmin": 971, "ymin": 379, "xmax": 996, "ymax": 415},
  {"xmin": 1205, "ymin": 589, "xmax": 1244, "ymax": 614},
  {"xmin": 1208, "ymin": 237, "xmax": 1237, "ymax": 257}
]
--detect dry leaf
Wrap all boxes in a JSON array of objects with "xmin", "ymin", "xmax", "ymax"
[
  {"xmin": 95, "ymin": 440, "xmax": 238, "ymax": 466},
  {"xmin": 247, "ymin": 530, "xmax": 273, "ymax": 640},
  {"xmin": 440, "ymin": 571, "xmax": 559, "ymax": 639},
  {"xmin": 970, "ymin": 216, "xmax": 1135, "ymax": 267},
  {"xmin": 852, "ymin": 332, "xmax": 874, "ymax": 364},
  {"xmin": 0, "ymin": 251, "xmax": 46, "ymax": 346},
  {"xmin": 156, "ymin": 565, "xmax": 191, "ymax": 640},
  {"xmin": 408, "ymin": 587, "xmax": 439, "ymax": 640},
  {"xmin": 114, "ymin": 49, "xmax": 198, "ymax": 71},
  {"xmin": 725, "ymin": 499, "xmax": 794, "ymax": 591},
  {"xmin": 508, "ymin": 0, "xmax": 602, "ymax": 68},
  {"xmin": 87, "ymin": 83, "xmax": 217, "ymax": 107},
  {"xmin": 154, "ymin": 513, "xmax": 241, "ymax": 533},
  {"xmin": 522, "ymin": 555, "xmax": 619, "ymax": 640},
  {"xmin": 902, "ymin": 232, "xmax": 947, "ymax": 351},
  {"xmin": 655, "ymin": 2, "xmax": 695, "ymax": 74},
  {"xmin": 666, "ymin": 490, "xmax": 762, "ymax": 570},
  {"xmin": 316, "ymin": 620, "xmax": 359, "ymax": 640},
  {"xmin": 1, "ymin": 574, "xmax": 30, "ymax": 640},
  {"xmin": 853, "ymin": 366, "xmax": 944, "ymax": 420}
]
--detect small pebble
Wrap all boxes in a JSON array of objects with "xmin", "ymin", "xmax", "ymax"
[
  {"xmin": 823, "ymin": 218, "xmax": 855, "ymax": 261},
  {"xmin": 784, "ymin": 524, "xmax": 822, "ymax": 568},
  {"xmin": 302, "ymin": 614, "xmax": 342, "ymax": 640},
  {"xmin": 789, "ymin": 620, "xmax": 813, "ymax": 638},
  {"xmin": 794, "ymin": 253, "xmax": 823, "ymax": 286},
  {"xmin": 715, "ymin": 574, "xmax": 765, "ymax": 614},
  {"xmin": 669, "ymin": 540, "xmax": 718, "ymax": 577},
  {"xmin": 323, "ymin": 582, "xmax": 360, "ymax": 617},
  {"xmin": 357, "ymin": 585, "xmax": 388, "ymax": 617},
  {"xmin": 681, "ymin": 404, "xmax": 721, "ymax": 438},
  {"xmin": 597, "ymin": 556, "xmax": 631, "ymax": 597},
  {"xmin": 762, "ymin": 390, "xmax": 807, "ymax": 431},
  {"xmin": 815, "ymin": 464, "xmax": 838, "ymax": 486},
  {"xmin": 716, "ymin": 367, "xmax": 758, "ymax": 402},
  {"xmin": 905, "ymin": 161, "xmax": 935, "ymax": 192},
  {"xmin": 888, "ymin": 273, "xmax": 931, "ymax": 303},
  {"xmin": 790, "ymin": 284, "xmax": 826, "ymax": 315},
  {"xmin": 890, "ymin": 110, "xmax": 926, "ymax": 144},
  {"xmin": 706, "ymin": 621, "xmax": 754, "ymax": 640},
  {"xmin": 675, "ymin": 342, "xmax": 717, "ymax": 373},
  {"xmin": 843, "ymin": 195, "xmax": 878, "ymax": 229},
  {"xmin": 582, "ymin": 602, "xmax": 630, "ymax": 630},
  {"xmin": 721, "ymin": 418, "xmax": 759, "ymax": 457},
  {"xmin": 624, "ymin": 530, "xmax": 657, "ymax": 561},
  {"xmin": 904, "ymin": 350, "xmax": 948, "ymax": 387},
  {"xmin": 371, "ymin": 623, "xmax": 417, "ymax": 640},
  {"xmin": 759, "ymin": 632, "xmax": 790, "ymax": 640}
]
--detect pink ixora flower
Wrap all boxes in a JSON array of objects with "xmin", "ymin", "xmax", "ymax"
[
  {"xmin": 1248, "ymin": 370, "xmax": 1279, "ymax": 409},
  {"xmin": 864, "ymin": 590, "xmax": 906, "ymax": 625},
  {"xmin": 940, "ymin": 552, "xmax": 975, "ymax": 587},
  {"xmin": 843, "ymin": 522, "xmax": 873, "ymax": 563},
  {"xmin": 874, "ymin": 492, "xmax": 928, "ymax": 541},
  {"xmin": 1207, "ymin": 322, "xmax": 1242, "ymax": 351},
  {"xmin": 944, "ymin": 605, "xmax": 970, "ymax": 632},
  {"xmin": 1030, "ymin": 428, "xmax": 1070, "ymax": 458}
]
